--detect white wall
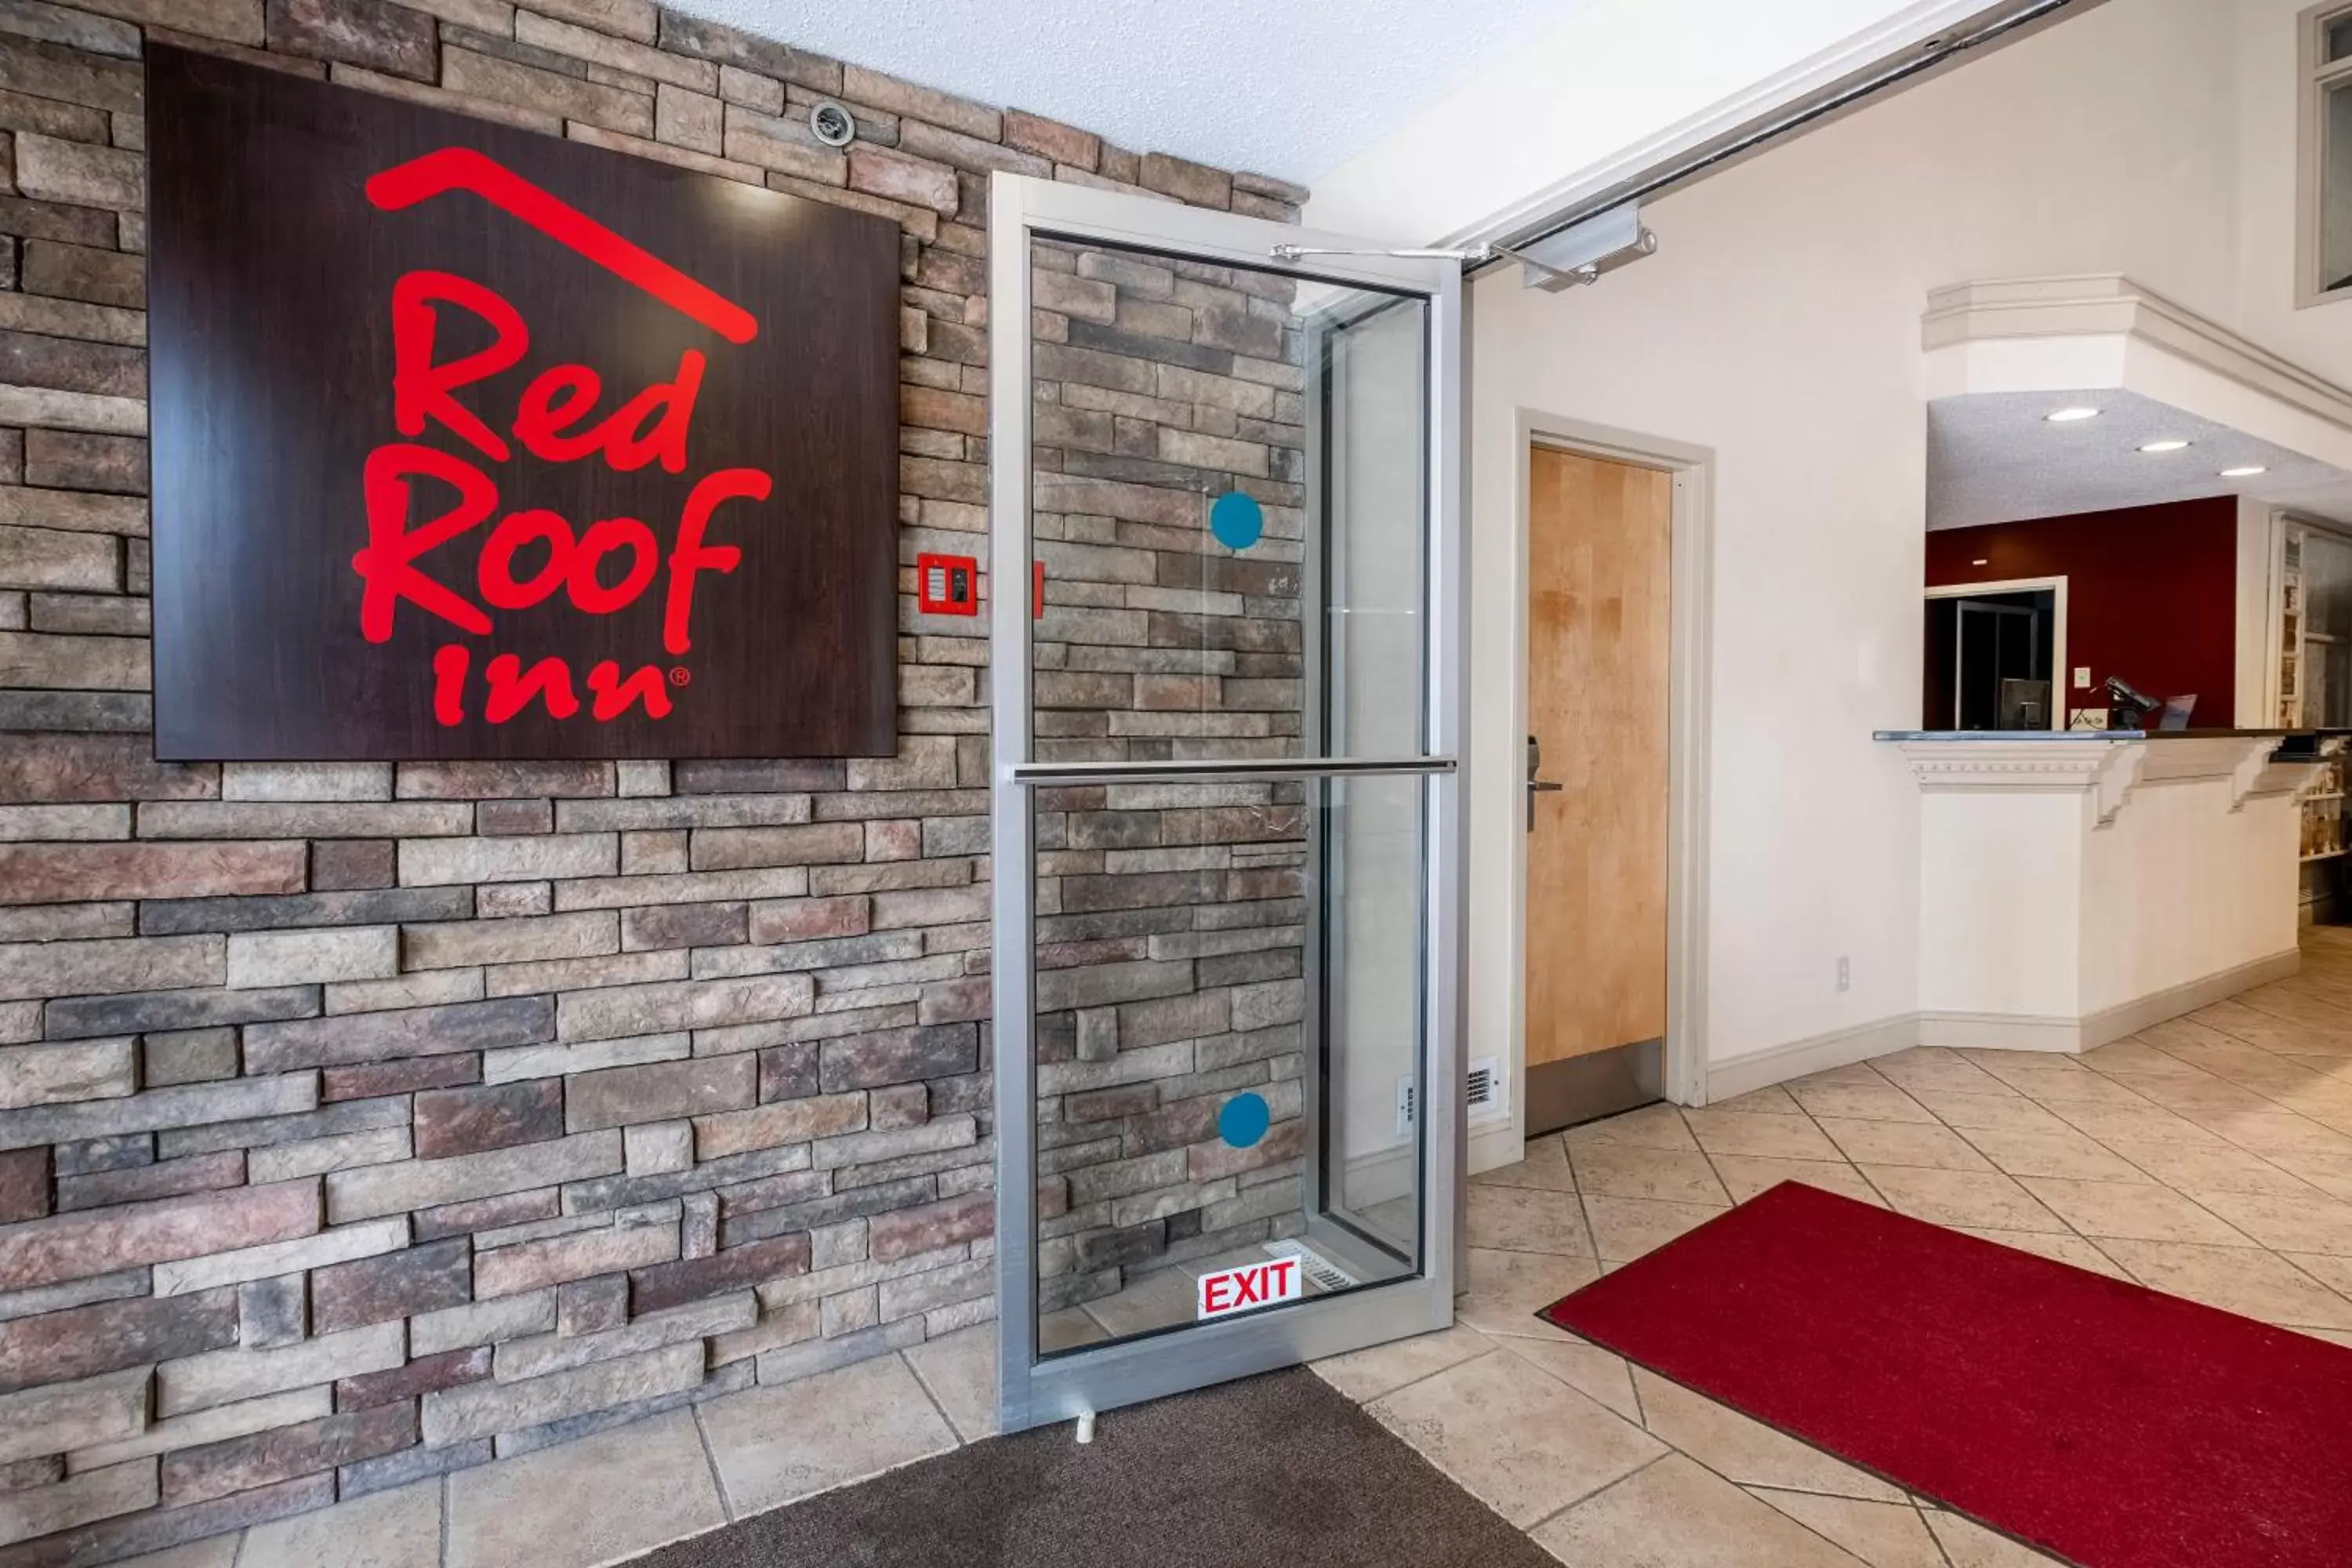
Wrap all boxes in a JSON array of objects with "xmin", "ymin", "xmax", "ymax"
[
  {"xmin": 1305, "ymin": 0, "xmax": 2002, "ymax": 245},
  {"xmin": 1461, "ymin": 0, "xmax": 2338, "ymax": 1104}
]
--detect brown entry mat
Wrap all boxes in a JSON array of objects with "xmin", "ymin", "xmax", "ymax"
[{"xmin": 625, "ymin": 1367, "xmax": 1556, "ymax": 1568}]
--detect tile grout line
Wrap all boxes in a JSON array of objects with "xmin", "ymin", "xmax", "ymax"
[
  {"xmin": 897, "ymin": 1347, "xmax": 971, "ymax": 1446},
  {"xmin": 1513, "ymin": 1449, "xmax": 1675, "ymax": 1539},
  {"xmin": 1737, "ymin": 1479, "xmax": 1929, "ymax": 1564},
  {"xmin": 1911, "ymin": 1493, "xmax": 1961, "ymax": 1568},
  {"xmin": 1611, "ymin": 1332, "xmax": 1932, "ymax": 1560},
  {"xmin": 691, "ymin": 1399, "xmax": 736, "ymax": 1523},
  {"xmin": 437, "ymin": 1469, "xmax": 452, "ymax": 1568},
  {"xmin": 1347, "ymin": 1338, "xmax": 1508, "ymax": 1409}
]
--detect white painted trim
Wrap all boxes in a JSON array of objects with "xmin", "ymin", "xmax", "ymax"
[
  {"xmin": 1923, "ymin": 575, "xmax": 2069, "ymax": 730},
  {"xmin": 1340, "ymin": 1143, "xmax": 1416, "ymax": 1210},
  {"xmin": 1707, "ymin": 1011, "xmax": 1921, "ymax": 1102},
  {"xmin": 1918, "ymin": 948, "xmax": 2300, "ymax": 1051},
  {"xmin": 1913, "ymin": 1011, "xmax": 2088, "ymax": 1051},
  {"xmin": 1468, "ymin": 1116, "xmax": 1523, "ymax": 1173},
  {"xmin": 1896, "ymin": 735, "xmax": 2146, "ymax": 825},
  {"xmin": 1508, "ymin": 413, "xmax": 1715, "ymax": 1137},
  {"xmin": 1708, "ymin": 947, "xmax": 2298, "ymax": 1098},
  {"xmin": 1920, "ymin": 276, "xmax": 2352, "ymax": 472},
  {"xmin": 2296, "ymin": 1, "xmax": 2352, "ymax": 308},
  {"xmin": 2079, "ymin": 947, "xmax": 2302, "ymax": 1040},
  {"xmin": 2241, "ymin": 498, "xmax": 2283, "ymax": 729}
]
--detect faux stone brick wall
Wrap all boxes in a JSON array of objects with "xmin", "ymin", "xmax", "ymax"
[
  {"xmin": 0, "ymin": 4, "xmax": 1305, "ymax": 1563},
  {"xmin": 1017, "ymin": 237, "xmax": 1315, "ymax": 1330}
]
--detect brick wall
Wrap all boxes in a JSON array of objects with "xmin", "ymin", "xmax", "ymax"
[{"xmin": 0, "ymin": 3, "xmax": 1305, "ymax": 1563}]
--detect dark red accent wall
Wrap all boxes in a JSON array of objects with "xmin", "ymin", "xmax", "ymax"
[{"xmin": 1924, "ymin": 495, "xmax": 2240, "ymax": 728}]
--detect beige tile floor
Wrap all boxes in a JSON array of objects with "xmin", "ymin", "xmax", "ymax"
[
  {"xmin": 1326, "ymin": 932, "xmax": 2352, "ymax": 1567},
  {"xmin": 108, "ymin": 1334, "xmax": 990, "ymax": 1568},
  {"xmin": 116, "ymin": 934, "xmax": 2352, "ymax": 1567}
]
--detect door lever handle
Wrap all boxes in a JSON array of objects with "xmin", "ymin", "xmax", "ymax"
[
  {"xmin": 1527, "ymin": 778, "xmax": 1562, "ymax": 831},
  {"xmin": 1526, "ymin": 734, "xmax": 1563, "ymax": 832}
]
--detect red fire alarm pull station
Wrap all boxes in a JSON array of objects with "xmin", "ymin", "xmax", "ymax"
[
  {"xmin": 916, "ymin": 554, "xmax": 979, "ymax": 616},
  {"xmin": 913, "ymin": 555, "xmax": 1047, "ymax": 619}
]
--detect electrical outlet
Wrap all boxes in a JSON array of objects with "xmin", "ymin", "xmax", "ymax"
[
  {"xmin": 1836, "ymin": 956, "xmax": 1851, "ymax": 993},
  {"xmin": 2074, "ymin": 666, "xmax": 2092, "ymax": 689}
]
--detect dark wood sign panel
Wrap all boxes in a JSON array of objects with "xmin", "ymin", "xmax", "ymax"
[{"xmin": 147, "ymin": 45, "xmax": 900, "ymax": 759}]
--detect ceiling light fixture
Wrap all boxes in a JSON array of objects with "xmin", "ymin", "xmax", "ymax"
[
  {"xmin": 2220, "ymin": 465, "xmax": 2267, "ymax": 477},
  {"xmin": 2138, "ymin": 439, "xmax": 2190, "ymax": 453},
  {"xmin": 2044, "ymin": 407, "xmax": 2100, "ymax": 423}
]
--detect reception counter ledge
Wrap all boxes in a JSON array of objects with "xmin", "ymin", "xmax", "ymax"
[{"xmin": 1878, "ymin": 731, "xmax": 2322, "ymax": 1051}]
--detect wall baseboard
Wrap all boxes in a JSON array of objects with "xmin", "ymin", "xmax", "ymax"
[
  {"xmin": 1704, "ymin": 949, "xmax": 2302, "ymax": 1101},
  {"xmin": 1704, "ymin": 1011, "xmax": 1922, "ymax": 1103},
  {"xmin": 1341, "ymin": 1142, "xmax": 1417, "ymax": 1208},
  {"xmin": 2078, "ymin": 948, "xmax": 2301, "ymax": 1044},
  {"xmin": 1913, "ymin": 1011, "xmax": 2083, "ymax": 1052},
  {"xmin": 1468, "ymin": 1116, "xmax": 1521, "ymax": 1177},
  {"xmin": 1922, "ymin": 949, "xmax": 2301, "ymax": 1052}
]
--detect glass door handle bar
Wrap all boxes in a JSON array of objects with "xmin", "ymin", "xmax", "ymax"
[{"xmin": 1007, "ymin": 757, "xmax": 1457, "ymax": 785}]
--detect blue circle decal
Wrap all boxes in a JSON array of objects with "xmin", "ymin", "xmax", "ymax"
[
  {"xmin": 1218, "ymin": 1092, "xmax": 1271, "ymax": 1149},
  {"xmin": 1208, "ymin": 490, "xmax": 1265, "ymax": 552}
]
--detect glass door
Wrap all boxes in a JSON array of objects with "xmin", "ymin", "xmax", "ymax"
[{"xmin": 988, "ymin": 175, "xmax": 1461, "ymax": 1432}]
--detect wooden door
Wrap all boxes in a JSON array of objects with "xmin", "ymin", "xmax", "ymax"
[{"xmin": 1525, "ymin": 446, "xmax": 1671, "ymax": 1070}]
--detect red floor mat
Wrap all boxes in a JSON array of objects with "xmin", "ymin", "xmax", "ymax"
[{"xmin": 1538, "ymin": 1181, "xmax": 2352, "ymax": 1568}]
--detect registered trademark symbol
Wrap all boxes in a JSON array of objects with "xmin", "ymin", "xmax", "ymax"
[{"xmin": 669, "ymin": 666, "xmax": 691, "ymax": 687}]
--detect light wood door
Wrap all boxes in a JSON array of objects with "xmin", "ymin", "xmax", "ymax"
[{"xmin": 1525, "ymin": 446, "xmax": 1671, "ymax": 1067}]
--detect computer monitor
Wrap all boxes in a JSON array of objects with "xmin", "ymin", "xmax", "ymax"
[
  {"xmin": 2157, "ymin": 694, "xmax": 2197, "ymax": 731},
  {"xmin": 1998, "ymin": 677, "xmax": 2051, "ymax": 730}
]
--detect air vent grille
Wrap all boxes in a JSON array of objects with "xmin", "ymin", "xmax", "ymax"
[{"xmin": 1264, "ymin": 1239, "xmax": 1358, "ymax": 1293}]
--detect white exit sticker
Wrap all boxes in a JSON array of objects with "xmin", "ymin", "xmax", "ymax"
[{"xmin": 1196, "ymin": 1257, "xmax": 1303, "ymax": 1320}]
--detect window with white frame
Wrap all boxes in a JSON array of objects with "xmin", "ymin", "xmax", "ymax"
[{"xmin": 2304, "ymin": 3, "xmax": 2352, "ymax": 302}]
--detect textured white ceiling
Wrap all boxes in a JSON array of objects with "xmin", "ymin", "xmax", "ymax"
[
  {"xmin": 661, "ymin": 0, "xmax": 1589, "ymax": 183},
  {"xmin": 1927, "ymin": 390, "xmax": 2352, "ymax": 532}
]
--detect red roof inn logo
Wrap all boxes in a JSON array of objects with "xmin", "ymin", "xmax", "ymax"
[
  {"xmin": 147, "ymin": 47, "xmax": 898, "ymax": 761},
  {"xmin": 357, "ymin": 149, "xmax": 771, "ymax": 730}
]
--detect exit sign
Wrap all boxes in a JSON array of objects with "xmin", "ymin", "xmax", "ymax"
[{"xmin": 1196, "ymin": 1257, "xmax": 1304, "ymax": 1321}]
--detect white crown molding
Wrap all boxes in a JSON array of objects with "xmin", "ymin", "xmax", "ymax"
[
  {"xmin": 2251, "ymin": 755, "xmax": 2330, "ymax": 800},
  {"xmin": 2125, "ymin": 735, "xmax": 2298, "ymax": 809},
  {"xmin": 1896, "ymin": 738, "xmax": 2143, "ymax": 824},
  {"xmin": 1919, "ymin": 274, "xmax": 2352, "ymax": 468}
]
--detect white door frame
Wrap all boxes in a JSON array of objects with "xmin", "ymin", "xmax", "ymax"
[
  {"xmin": 1507, "ymin": 412, "xmax": 1715, "ymax": 1116},
  {"xmin": 1923, "ymin": 575, "xmax": 2068, "ymax": 731}
]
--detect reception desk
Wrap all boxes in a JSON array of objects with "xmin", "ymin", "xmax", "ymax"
[{"xmin": 1881, "ymin": 731, "xmax": 2323, "ymax": 1052}]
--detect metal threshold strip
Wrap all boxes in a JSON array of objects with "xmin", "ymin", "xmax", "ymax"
[{"xmin": 1007, "ymin": 757, "xmax": 1457, "ymax": 784}]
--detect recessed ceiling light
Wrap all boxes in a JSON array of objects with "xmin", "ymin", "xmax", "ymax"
[
  {"xmin": 1971, "ymin": 558, "xmax": 1990, "ymax": 567},
  {"xmin": 2220, "ymin": 465, "xmax": 2267, "ymax": 477},
  {"xmin": 2138, "ymin": 439, "xmax": 2190, "ymax": 453},
  {"xmin": 2045, "ymin": 407, "xmax": 2101, "ymax": 423}
]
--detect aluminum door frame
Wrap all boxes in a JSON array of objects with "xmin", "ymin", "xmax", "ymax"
[{"xmin": 987, "ymin": 172, "xmax": 1465, "ymax": 1435}]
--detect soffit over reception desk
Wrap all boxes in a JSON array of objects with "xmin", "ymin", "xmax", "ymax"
[{"xmin": 1878, "ymin": 730, "xmax": 2328, "ymax": 1052}]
